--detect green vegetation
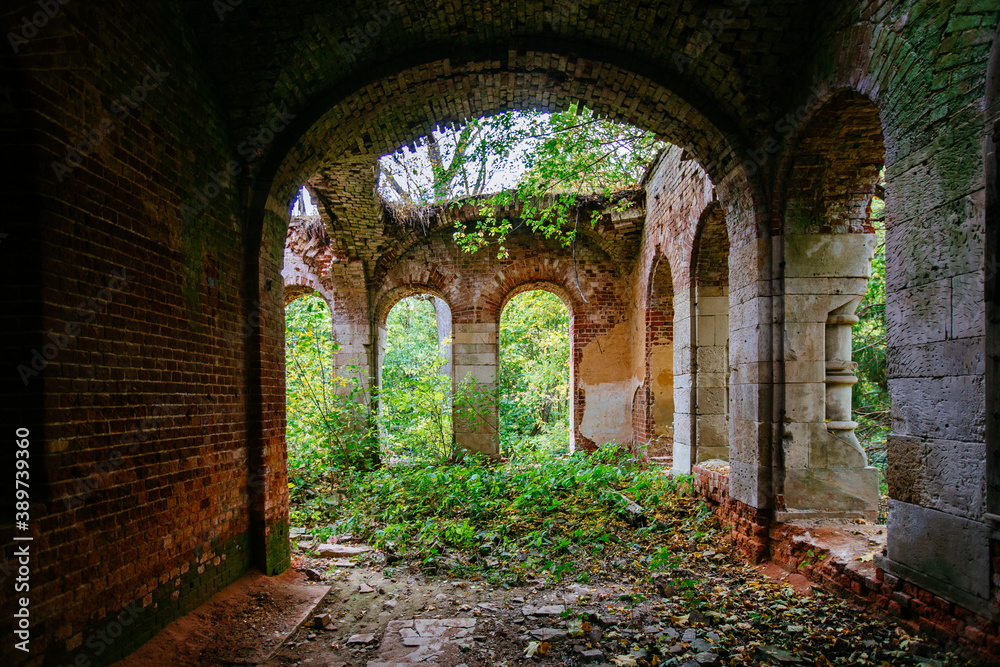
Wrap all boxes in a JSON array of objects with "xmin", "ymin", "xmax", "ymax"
[
  {"xmin": 378, "ymin": 105, "xmax": 664, "ymax": 258},
  {"xmin": 306, "ymin": 446, "xmax": 707, "ymax": 585},
  {"xmin": 499, "ymin": 290, "xmax": 570, "ymax": 458},
  {"xmin": 853, "ymin": 177, "xmax": 890, "ymax": 494},
  {"xmin": 378, "ymin": 297, "xmax": 457, "ymax": 463}
]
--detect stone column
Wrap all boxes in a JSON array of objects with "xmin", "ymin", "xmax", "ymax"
[
  {"xmin": 452, "ymin": 322, "xmax": 499, "ymax": 456},
  {"xmin": 694, "ymin": 284, "xmax": 730, "ymax": 463},
  {"xmin": 432, "ymin": 297, "xmax": 453, "ymax": 378},
  {"xmin": 780, "ymin": 233, "xmax": 879, "ymax": 519},
  {"xmin": 672, "ymin": 289, "xmax": 695, "ymax": 472}
]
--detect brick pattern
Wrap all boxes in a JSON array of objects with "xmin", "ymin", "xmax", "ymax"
[
  {"xmin": 693, "ymin": 465, "xmax": 1000, "ymax": 664},
  {"xmin": 5, "ymin": 1, "xmax": 1000, "ymax": 665},
  {"xmin": 777, "ymin": 91, "xmax": 884, "ymax": 236}
]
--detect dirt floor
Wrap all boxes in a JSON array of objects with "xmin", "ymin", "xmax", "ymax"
[
  {"xmin": 259, "ymin": 536, "xmax": 966, "ymax": 667},
  {"xmin": 121, "ymin": 530, "xmax": 972, "ymax": 667}
]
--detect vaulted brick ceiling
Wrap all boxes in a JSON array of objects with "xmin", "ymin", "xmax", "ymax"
[{"xmin": 180, "ymin": 0, "xmax": 829, "ymax": 199}]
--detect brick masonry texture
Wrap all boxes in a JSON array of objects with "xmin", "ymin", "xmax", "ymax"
[
  {"xmin": 694, "ymin": 465, "xmax": 1000, "ymax": 664},
  {"xmin": 1, "ymin": 0, "xmax": 999, "ymax": 665}
]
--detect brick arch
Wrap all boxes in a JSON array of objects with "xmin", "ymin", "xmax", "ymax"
[
  {"xmin": 249, "ymin": 45, "xmax": 756, "ymax": 260},
  {"xmin": 283, "ymin": 284, "xmax": 324, "ymax": 307},
  {"xmin": 686, "ymin": 201, "xmax": 730, "ymax": 466},
  {"xmin": 776, "ymin": 90, "xmax": 884, "ymax": 236},
  {"xmin": 771, "ymin": 88, "xmax": 886, "ymax": 518},
  {"xmin": 641, "ymin": 252, "xmax": 675, "ymax": 460},
  {"xmin": 691, "ymin": 202, "xmax": 729, "ymax": 288},
  {"xmin": 374, "ymin": 284, "xmax": 452, "ymax": 329},
  {"xmin": 498, "ymin": 280, "xmax": 577, "ymax": 320}
]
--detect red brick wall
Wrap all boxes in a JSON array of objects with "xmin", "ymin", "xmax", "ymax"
[
  {"xmin": 692, "ymin": 466, "xmax": 1000, "ymax": 664},
  {"xmin": 0, "ymin": 4, "xmax": 271, "ymax": 664}
]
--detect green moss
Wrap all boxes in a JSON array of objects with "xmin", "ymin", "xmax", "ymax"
[
  {"xmin": 264, "ymin": 518, "xmax": 292, "ymax": 576},
  {"xmin": 45, "ymin": 530, "xmax": 251, "ymax": 667}
]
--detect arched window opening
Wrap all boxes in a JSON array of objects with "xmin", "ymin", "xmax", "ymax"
[
  {"xmin": 852, "ymin": 169, "xmax": 890, "ymax": 520},
  {"xmin": 691, "ymin": 203, "xmax": 730, "ymax": 466},
  {"xmin": 779, "ymin": 91, "xmax": 884, "ymax": 519},
  {"xmin": 285, "ymin": 293, "xmax": 377, "ymax": 519},
  {"xmin": 380, "ymin": 295, "xmax": 455, "ymax": 463},
  {"xmin": 646, "ymin": 258, "xmax": 675, "ymax": 464},
  {"xmin": 499, "ymin": 290, "xmax": 571, "ymax": 458}
]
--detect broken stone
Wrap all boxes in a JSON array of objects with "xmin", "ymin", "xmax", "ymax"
[
  {"xmin": 522, "ymin": 604, "xmax": 565, "ymax": 616},
  {"xmin": 476, "ymin": 602, "xmax": 500, "ymax": 612},
  {"xmin": 346, "ymin": 633, "xmax": 376, "ymax": 645},
  {"xmin": 332, "ymin": 559, "xmax": 355, "ymax": 568},
  {"xmin": 682, "ymin": 628, "xmax": 697, "ymax": 643},
  {"xmin": 529, "ymin": 628, "xmax": 568, "ymax": 641},
  {"xmin": 689, "ymin": 611, "xmax": 713, "ymax": 626},
  {"xmin": 383, "ymin": 598, "xmax": 398, "ymax": 609},
  {"xmin": 691, "ymin": 638, "xmax": 714, "ymax": 652},
  {"xmin": 314, "ymin": 543, "xmax": 373, "ymax": 558},
  {"xmin": 304, "ymin": 568, "xmax": 322, "ymax": 581},
  {"xmin": 358, "ymin": 583, "xmax": 375, "ymax": 594},
  {"xmin": 580, "ymin": 648, "xmax": 604, "ymax": 662},
  {"xmin": 312, "ymin": 613, "xmax": 331, "ymax": 628},
  {"xmin": 611, "ymin": 490, "xmax": 646, "ymax": 526}
]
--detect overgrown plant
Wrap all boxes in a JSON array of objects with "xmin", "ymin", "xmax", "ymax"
[
  {"xmin": 316, "ymin": 446, "xmax": 704, "ymax": 584},
  {"xmin": 286, "ymin": 295, "xmax": 379, "ymax": 517},
  {"xmin": 498, "ymin": 290, "xmax": 571, "ymax": 458},
  {"xmin": 377, "ymin": 105, "xmax": 664, "ymax": 258},
  {"xmin": 853, "ymin": 172, "xmax": 889, "ymax": 475},
  {"xmin": 379, "ymin": 296, "xmax": 499, "ymax": 464}
]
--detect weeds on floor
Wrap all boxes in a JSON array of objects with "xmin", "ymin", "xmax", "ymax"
[{"xmin": 294, "ymin": 445, "xmax": 713, "ymax": 587}]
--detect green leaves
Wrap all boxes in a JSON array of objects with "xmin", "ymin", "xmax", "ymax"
[
  {"xmin": 499, "ymin": 290, "xmax": 571, "ymax": 459},
  {"xmin": 377, "ymin": 105, "xmax": 663, "ymax": 257}
]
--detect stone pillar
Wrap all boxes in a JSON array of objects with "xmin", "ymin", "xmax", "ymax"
[
  {"xmin": 694, "ymin": 285, "xmax": 730, "ymax": 463},
  {"xmin": 728, "ymin": 234, "xmax": 779, "ymax": 511},
  {"xmin": 452, "ymin": 322, "xmax": 499, "ymax": 456},
  {"xmin": 780, "ymin": 233, "xmax": 879, "ymax": 519},
  {"xmin": 672, "ymin": 289, "xmax": 695, "ymax": 472},
  {"xmin": 330, "ymin": 262, "xmax": 373, "ymax": 394},
  {"xmin": 432, "ymin": 297, "xmax": 453, "ymax": 378}
]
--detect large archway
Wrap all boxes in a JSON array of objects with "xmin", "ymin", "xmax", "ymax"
[{"xmin": 775, "ymin": 90, "xmax": 884, "ymax": 518}]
